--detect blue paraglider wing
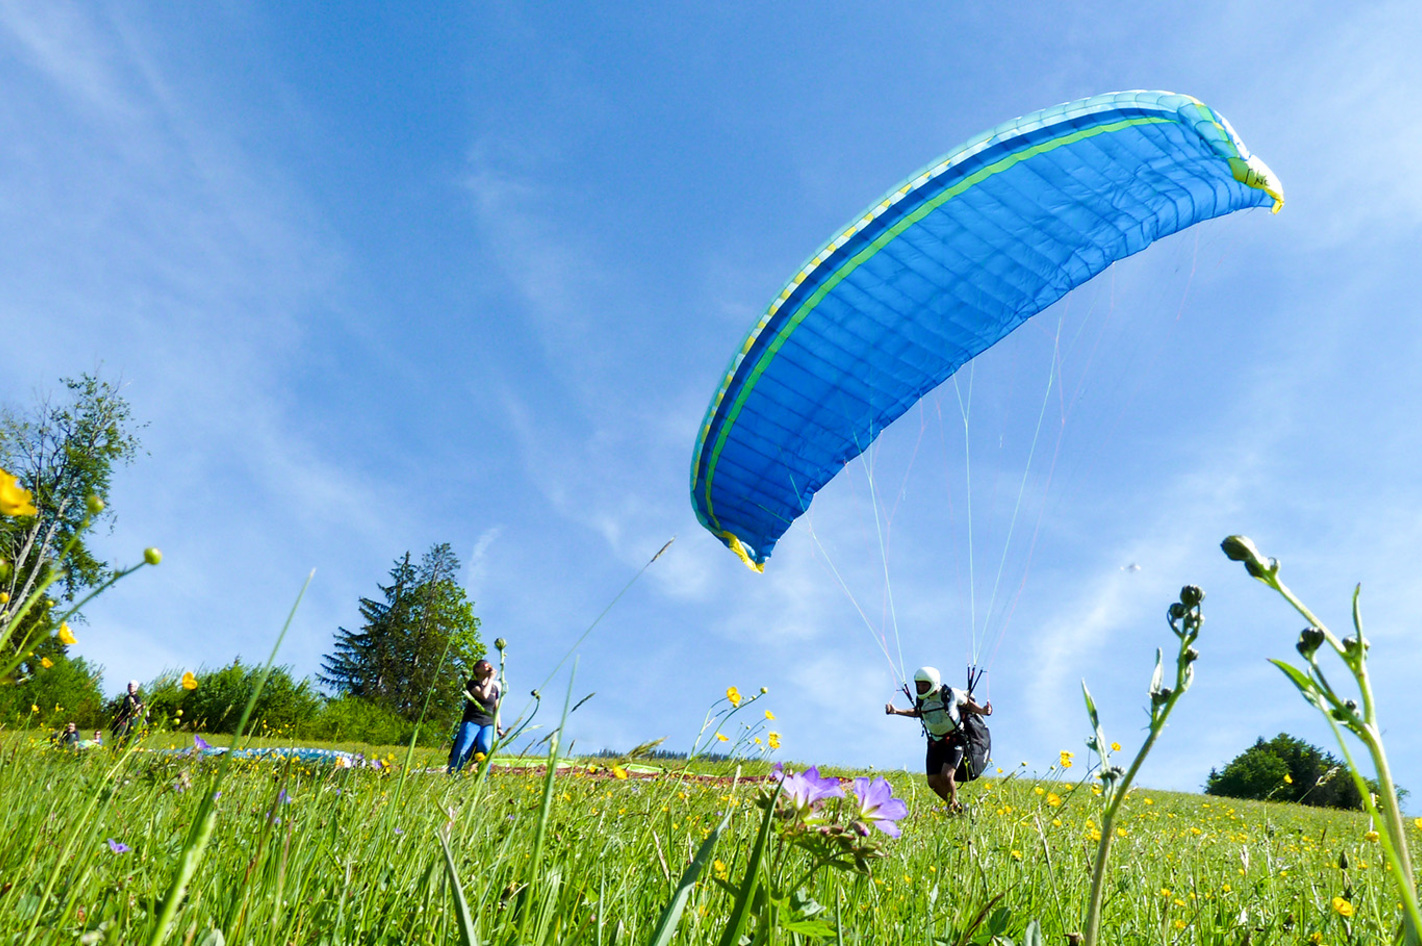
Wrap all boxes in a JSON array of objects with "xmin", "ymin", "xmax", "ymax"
[{"xmin": 692, "ymin": 91, "xmax": 1281, "ymax": 570}]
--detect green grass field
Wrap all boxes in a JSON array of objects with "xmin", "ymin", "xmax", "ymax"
[{"xmin": 3, "ymin": 733, "xmax": 1418, "ymax": 946}]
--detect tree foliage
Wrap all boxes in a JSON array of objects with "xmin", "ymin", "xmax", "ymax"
[
  {"xmin": 318, "ymin": 543, "xmax": 483, "ymax": 727},
  {"xmin": 165, "ymin": 661, "xmax": 322, "ymax": 735},
  {"xmin": 1205, "ymin": 733, "xmax": 1398, "ymax": 810},
  {"xmin": 0, "ymin": 374, "xmax": 143, "ymax": 669},
  {"xmin": 0, "ymin": 654, "xmax": 107, "ymax": 728}
]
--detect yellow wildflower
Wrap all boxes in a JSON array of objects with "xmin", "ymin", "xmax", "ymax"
[
  {"xmin": 0, "ymin": 592, "xmax": 8, "ymax": 603},
  {"xmin": 715, "ymin": 733, "xmax": 729, "ymax": 743},
  {"xmin": 1143, "ymin": 797, "xmax": 1154, "ymax": 805},
  {"xmin": 1414, "ymin": 818, "xmax": 1422, "ymax": 830},
  {"xmin": 767, "ymin": 732, "xmax": 780, "ymax": 749},
  {"xmin": 1173, "ymin": 920, "xmax": 1186, "ymax": 930},
  {"xmin": 1034, "ymin": 786, "xmax": 1045, "ymax": 795},
  {"xmin": 1060, "ymin": 751, "xmax": 1074, "ymax": 769},
  {"xmin": 1284, "ymin": 773, "xmax": 1293, "ymax": 784},
  {"xmin": 1116, "ymin": 827, "xmax": 1127, "ymax": 837},
  {"xmin": 1051, "ymin": 818, "xmax": 1062, "ymax": 827},
  {"xmin": 0, "ymin": 470, "xmax": 36, "ymax": 517},
  {"xmin": 57, "ymin": 624, "xmax": 76, "ymax": 646},
  {"xmin": 764, "ymin": 710, "xmax": 775, "ymax": 720},
  {"xmin": 1110, "ymin": 742, "xmax": 1121, "ymax": 752},
  {"xmin": 1308, "ymin": 934, "xmax": 1323, "ymax": 945},
  {"xmin": 1331, "ymin": 897, "xmax": 1353, "ymax": 917},
  {"xmin": 713, "ymin": 859, "xmax": 728, "ymax": 880},
  {"xmin": 726, "ymin": 686, "xmax": 741, "ymax": 707},
  {"xmin": 30, "ymin": 704, "xmax": 38, "ymax": 713},
  {"xmin": 182, "ymin": 671, "xmax": 199, "ymax": 690},
  {"xmin": 39, "ymin": 657, "xmax": 53, "ymax": 669},
  {"xmin": 1010, "ymin": 850, "xmax": 1022, "ymax": 860},
  {"xmin": 1364, "ymin": 830, "xmax": 1380, "ymax": 843},
  {"xmin": 1046, "ymin": 792, "xmax": 1061, "ymax": 807}
]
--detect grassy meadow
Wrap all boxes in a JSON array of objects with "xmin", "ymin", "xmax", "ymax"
[{"xmin": 2, "ymin": 730, "xmax": 1417, "ymax": 946}]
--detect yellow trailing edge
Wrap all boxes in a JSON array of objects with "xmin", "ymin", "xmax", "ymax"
[
  {"xmin": 1230, "ymin": 154, "xmax": 1285, "ymax": 213},
  {"xmin": 719, "ymin": 531, "xmax": 764, "ymax": 573}
]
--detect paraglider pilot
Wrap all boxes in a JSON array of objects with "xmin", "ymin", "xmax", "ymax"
[{"xmin": 886, "ymin": 666, "xmax": 991, "ymax": 812}]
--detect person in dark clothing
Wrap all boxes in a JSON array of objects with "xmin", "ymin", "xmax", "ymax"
[
  {"xmin": 448, "ymin": 659, "xmax": 502, "ymax": 774},
  {"xmin": 54, "ymin": 721, "xmax": 81, "ymax": 748},
  {"xmin": 886, "ymin": 666, "xmax": 992, "ymax": 812},
  {"xmin": 111, "ymin": 680, "xmax": 146, "ymax": 746}
]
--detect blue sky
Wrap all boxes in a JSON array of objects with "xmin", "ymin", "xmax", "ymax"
[{"xmin": 3, "ymin": 1, "xmax": 1421, "ymax": 796}]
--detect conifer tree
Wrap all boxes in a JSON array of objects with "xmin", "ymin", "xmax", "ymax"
[{"xmin": 319, "ymin": 543, "xmax": 483, "ymax": 725}]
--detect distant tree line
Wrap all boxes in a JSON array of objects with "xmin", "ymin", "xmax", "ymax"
[
  {"xmin": 2, "ymin": 375, "xmax": 484, "ymax": 747},
  {"xmin": 3, "ymin": 543, "xmax": 484, "ymax": 748},
  {"xmin": 1206, "ymin": 733, "xmax": 1404, "ymax": 811}
]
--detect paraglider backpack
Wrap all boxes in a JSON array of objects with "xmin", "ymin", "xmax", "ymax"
[
  {"xmin": 921, "ymin": 685, "xmax": 993, "ymax": 783},
  {"xmin": 954, "ymin": 709, "xmax": 992, "ymax": 783}
]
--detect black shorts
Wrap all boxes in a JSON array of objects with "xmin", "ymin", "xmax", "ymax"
[{"xmin": 926, "ymin": 734, "xmax": 965, "ymax": 777}]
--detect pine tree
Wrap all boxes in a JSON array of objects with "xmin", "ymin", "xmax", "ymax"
[{"xmin": 318, "ymin": 544, "xmax": 483, "ymax": 725}]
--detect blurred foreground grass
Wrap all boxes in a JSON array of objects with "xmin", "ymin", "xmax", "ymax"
[{"xmin": 3, "ymin": 734, "xmax": 1419, "ymax": 945}]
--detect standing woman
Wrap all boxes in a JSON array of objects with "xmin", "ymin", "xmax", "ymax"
[{"xmin": 448, "ymin": 659, "xmax": 502, "ymax": 774}]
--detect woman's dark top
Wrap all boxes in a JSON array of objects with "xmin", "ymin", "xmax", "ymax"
[{"xmin": 461, "ymin": 680, "xmax": 499, "ymax": 727}]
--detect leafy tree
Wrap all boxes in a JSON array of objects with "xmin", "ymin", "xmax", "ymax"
[
  {"xmin": 298, "ymin": 695, "xmax": 429, "ymax": 747},
  {"xmin": 1205, "ymin": 733, "xmax": 1401, "ymax": 810},
  {"xmin": 318, "ymin": 543, "xmax": 483, "ymax": 727},
  {"xmin": 142, "ymin": 661, "xmax": 321, "ymax": 736},
  {"xmin": 0, "ymin": 374, "xmax": 143, "ymax": 670},
  {"xmin": 0, "ymin": 654, "xmax": 106, "ymax": 728}
]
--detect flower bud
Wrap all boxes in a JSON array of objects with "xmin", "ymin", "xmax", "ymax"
[
  {"xmin": 1296, "ymin": 627, "xmax": 1325, "ymax": 658},
  {"xmin": 1344, "ymin": 699, "xmax": 1358, "ymax": 712},
  {"xmin": 1183, "ymin": 647, "xmax": 1200, "ymax": 664},
  {"xmin": 86, "ymin": 494, "xmax": 105, "ymax": 514},
  {"xmin": 1179, "ymin": 586, "xmax": 1203, "ymax": 608},
  {"xmin": 1167, "ymin": 602, "xmax": 1186, "ymax": 622},
  {"xmin": 494, "ymin": 637, "xmax": 507, "ymax": 651},
  {"xmin": 1220, "ymin": 535, "xmax": 1262, "ymax": 563},
  {"xmin": 1151, "ymin": 687, "xmax": 1173, "ymax": 706},
  {"xmin": 144, "ymin": 548, "xmax": 162, "ymax": 565},
  {"xmin": 760, "ymin": 687, "xmax": 769, "ymax": 694},
  {"xmin": 1221, "ymin": 536, "xmax": 1277, "ymax": 579},
  {"xmin": 1341, "ymin": 636, "xmax": 1368, "ymax": 655}
]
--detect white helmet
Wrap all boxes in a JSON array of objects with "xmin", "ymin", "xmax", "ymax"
[{"xmin": 913, "ymin": 666, "xmax": 942, "ymax": 693}]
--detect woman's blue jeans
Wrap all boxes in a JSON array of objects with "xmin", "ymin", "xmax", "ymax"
[{"xmin": 448, "ymin": 721, "xmax": 495, "ymax": 773}]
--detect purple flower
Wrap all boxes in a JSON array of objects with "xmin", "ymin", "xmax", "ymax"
[
  {"xmin": 394, "ymin": 827, "xmax": 404, "ymax": 835},
  {"xmin": 277, "ymin": 789, "xmax": 288, "ymax": 804},
  {"xmin": 193, "ymin": 735, "xmax": 211, "ymax": 751},
  {"xmin": 850, "ymin": 776, "xmax": 908, "ymax": 838},
  {"xmin": 774, "ymin": 765, "xmax": 844, "ymax": 818},
  {"xmin": 107, "ymin": 838, "xmax": 130, "ymax": 854}
]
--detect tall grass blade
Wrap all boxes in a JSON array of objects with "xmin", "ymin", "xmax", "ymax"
[
  {"xmin": 439, "ymin": 832, "xmax": 482, "ymax": 946},
  {"xmin": 145, "ymin": 570, "xmax": 313, "ymax": 946},
  {"xmin": 518, "ymin": 663, "xmax": 576, "ymax": 942},
  {"xmin": 715, "ymin": 779, "xmax": 782, "ymax": 946},
  {"xmin": 645, "ymin": 772, "xmax": 739, "ymax": 946}
]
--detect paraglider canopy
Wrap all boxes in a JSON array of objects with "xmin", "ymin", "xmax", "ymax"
[{"xmin": 691, "ymin": 91, "xmax": 1281, "ymax": 570}]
